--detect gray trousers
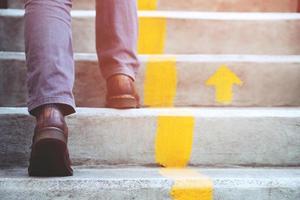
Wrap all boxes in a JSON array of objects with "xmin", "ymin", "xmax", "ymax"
[{"xmin": 24, "ymin": 0, "xmax": 139, "ymax": 116}]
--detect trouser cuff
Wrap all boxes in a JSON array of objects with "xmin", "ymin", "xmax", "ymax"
[{"xmin": 27, "ymin": 96, "xmax": 76, "ymax": 117}]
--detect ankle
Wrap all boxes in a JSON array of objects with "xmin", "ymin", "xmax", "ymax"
[
  {"xmin": 34, "ymin": 103, "xmax": 68, "ymax": 132},
  {"xmin": 35, "ymin": 103, "xmax": 63, "ymax": 118}
]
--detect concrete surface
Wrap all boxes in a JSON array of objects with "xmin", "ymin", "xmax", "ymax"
[
  {"xmin": 1, "ymin": 2, "xmax": 299, "ymax": 200},
  {"xmin": 0, "ymin": 167, "xmax": 299, "ymax": 200},
  {"xmin": 0, "ymin": 107, "xmax": 299, "ymax": 167},
  {"xmin": 1, "ymin": 52, "xmax": 300, "ymax": 107},
  {"xmin": 6, "ymin": 0, "xmax": 299, "ymax": 12},
  {"xmin": 1, "ymin": 10, "xmax": 300, "ymax": 54}
]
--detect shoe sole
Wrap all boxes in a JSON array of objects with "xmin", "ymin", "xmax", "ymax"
[
  {"xmin": 28, "ymin": 128, "xmax": 73, "ymax": 177},
  {"xmin": 106, "ymin": 95, "xmax": 139, "ymax": 109}
]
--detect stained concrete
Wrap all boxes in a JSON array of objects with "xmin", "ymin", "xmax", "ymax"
[
  {"xmin": 1, "ymin": 2, "xmax": 300, "ymax": 200},
  {"xmin": 0, "ymin": 167, "xmax": 299, "ymax": 200},
  {"xmin": 1, "ymin": 52, "xmax": 300, "ymax": 107},
  {"xmin": 0, "ymin": 107, "xmax": 299, "ymax": 167},
  {"xmin": 1, "ymin": 10, "xmax": 300, "ymax": 54}
]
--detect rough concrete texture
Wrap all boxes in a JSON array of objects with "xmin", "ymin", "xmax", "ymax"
[
  {"xmin": 158, "ymin": 0, "xmax": 298, "ymax": 12},
  {"xmin": 0, "ymin": 167, "xmax": 299, "ymax": 200},
  {"xmin": 0, "ymin": 107, "xmax": 299, "ymax": 167},
  {"xmin": 1, "ymin": 10, "xmax": 300, "ymax": 54},
  {"xmin": 7, "ymin": 0, "xmax": 299, "ymax": 12},
  {"xmin": 1, "ymin": 52, "xmax": 300, "ymax": 107}
]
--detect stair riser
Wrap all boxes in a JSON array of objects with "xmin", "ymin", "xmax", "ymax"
[
  {"xmin": 1, "ymin": 108, "xmax": 299, "ymax": 167},
  {"xmin": 7, "ymin": 0, "xmax": 299, "ymax": 12},
  {"xmin": 1, "ymin": 11, "xmax": 300, "ymax": 54},
  {"xmin": 1, "ymin": 54, "xmax": 300, "ymax": 107},
  {"xmin": 1, "ymin": 181, "xmax": 299, "ymax": 200},
  {"xmin": 0, "ymin": 168, "xmax": 299, "ymax": 200},
  {"xmin": 0, "ymin": 181, "xmax": 171, "ymax": 200}
]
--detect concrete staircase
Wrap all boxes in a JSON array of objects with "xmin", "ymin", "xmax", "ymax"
[{"xmin": 0, "ymin": 0, "xmax": 300, "ymax": 199}]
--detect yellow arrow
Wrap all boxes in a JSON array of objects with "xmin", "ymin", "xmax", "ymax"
[{"xmin": 205, "ymin": 64, "xmax": 242, "ymax": 104}]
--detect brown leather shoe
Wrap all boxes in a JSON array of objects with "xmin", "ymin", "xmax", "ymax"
[
  {"xmin": 106, "ymin": 74, "xmax": 140, "ymax": 108},
  {"xmin": 28, "ymin": 104, "xmax": 73, "ymax": 177}
]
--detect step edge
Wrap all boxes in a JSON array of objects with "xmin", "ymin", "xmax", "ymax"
[
  {"xmin": 2, "ymin": 51, "xmax": 300, "ymax": 63},
  {"xmin": 2, "ymin": 9, "xmax": 300, "ymax": 20},
  {"xmin": 1, "ymin": 107, "xmax": 300, "ymax": 117}
]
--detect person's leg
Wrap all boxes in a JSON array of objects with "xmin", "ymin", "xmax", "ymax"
[
  {"xmin": 24, "ymin": 0, "xmax": 74, "ymax": 176},
  {"xmin": 96, "ymin": 0, "xmax": 139, "ymax": 80},
  {"xmin": 25, "ymin": 0, "xmax": 76, "ymax": 117},
  {"xmin": 95, "ymin": 0, "xmax": 140, "ymax": 108}
]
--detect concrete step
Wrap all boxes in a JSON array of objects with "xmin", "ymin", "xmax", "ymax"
[
  {"xmin": 1, "ymin": 107, "xmax": 299, "ymax": 168},
  {"xmin": 1, "ymin": 9, "xmax": 300, "ymax": 54},
  {"xmin": 0, "ymin": 167, "xmax": 299, "ymax": 199},
  {"xmin": 1, "ymin": 52, "xmax": 300, "ymax": 107},
  {"xmin": 6, "ymin": 0, "xmax": 299, "ymax": 12}
]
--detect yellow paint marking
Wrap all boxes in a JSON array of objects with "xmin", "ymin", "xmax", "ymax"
[
  {"xmin": 206, "ymin": 64, "xmax": 243, "ymax": 104},
  {"xmin": 155, "ymin": 116, "xmax": 195, "ymax": 167},
  {"xmin": 138, "ymin": 0, "xmax": 157, "ymax": 10},
  {"xmin": 160, "ymin": 168, "xmax": 213, "ymax": 200},
  {"xmin": 144, "ymin": 57, "xmax": 177, "ymax": 107},
  {"xmin": 138, "ymin": 17, "xmax": 166, "ymax": 54}
]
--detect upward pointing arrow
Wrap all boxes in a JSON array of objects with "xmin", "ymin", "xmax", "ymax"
[{"xmin": 205, "ymin": 65, "xmax": 242, "ymax": 104}]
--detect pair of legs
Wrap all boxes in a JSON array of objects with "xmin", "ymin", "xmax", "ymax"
[
  {"xmin": 25, "ymin": 0, "xmax": 140, "ymax": 176},
  {"xmin": 24, "ymin": 0, "xmax": 140, "ymax": 116}
]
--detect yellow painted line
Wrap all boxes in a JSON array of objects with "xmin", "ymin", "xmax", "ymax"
[
  {"xmin": 206, "ymin": 64, "xmax": 243, "ymax": 104},
  {"xmin": 155, "ymin": 115, "xmax": 195, "ymax": 167},
  {"xmin": 160, "ymin": 168, "xmax": 213, "ymax": 200},
  {"xmin": 138, "ymin": 17, "xmax": 167, "ymax": 54},
  {"xmin": 144, "ymin": 56, "xmax": 177, "ymax": 107},
  {"xmin": 138, "ymin": 0, "xmax": 157, "ymax": 10},
  {"xmin": 154, "ymin": 112, "xmax": 212, "ymax": 199}
]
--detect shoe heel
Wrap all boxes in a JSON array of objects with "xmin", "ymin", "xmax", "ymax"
[
  {"xmin": 34, "ymin": 127, "xmax": 67, "ymax": 144},
  {"xmin": 28, "ymin": 128, "xmax": 73, "ymax": 177},
  {"xmin": 107, "ymin": 95, "xmax": 139, "ymax": 109}
]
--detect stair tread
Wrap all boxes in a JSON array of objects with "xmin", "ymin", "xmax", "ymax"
[
  {"xmin": 1, "ymin": 167, "xmax": 299, "ymax": 199},
  {"xmin": 2, "ymin": 51, "xmax": 300, "ymax": 62},
  {"xmin": 0, "ymin": 165, "xmax": 300, "ymax": 177},
  {"xmin": 1, "ymin": 106, "xmax": 299, "ymax": 167},
  {"xmin": 1, "ymin": 167, "xmax": 299, "ymax": 183},
  {"xmin": 2, "ymin": 9, "xmax": 300, "ymax": 19},
  {"xmin": 1, "ymin": 107, "xmax": 300, "ymax": 116},
  {"xmin": 2, "ymin": 9, "xmax": 300, "ymax": 55},
  {"xmin": 1, "ymin": 51, "xmax": 300, "ymax": 107}
]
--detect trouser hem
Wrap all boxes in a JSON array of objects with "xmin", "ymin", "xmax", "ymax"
[{"xmin": 27, "ymin": 96, "xmax": 76, "ymax": 117}]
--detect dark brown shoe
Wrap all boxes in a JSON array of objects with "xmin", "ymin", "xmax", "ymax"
[
  {"xmin": 28, "ymin": 104, "xmax": 73, "ymax": 177},
  {"xmin": 106, "ymin": 74, "xmax": 140, "ymax": 108}
]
